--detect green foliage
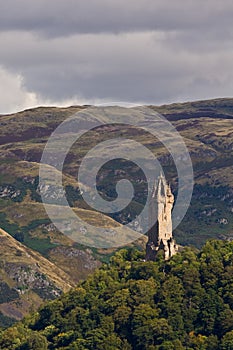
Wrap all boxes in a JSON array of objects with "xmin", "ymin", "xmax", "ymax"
[
  {"xmin": 0, "ymin": 212, "xmax": 22, "ymax": 238},
  {"xmin": 0, "ymin": 282, "xmax": 19, "ymax": 303},
  {"xmin": 19, "ymin": 333, "xmax": 48, "ymax": 350},
  {"xmin": 0, "ymin": 312, "xmax": 16, "ymax": 329},
  {"xmin": 65, "ymin": 185, "xmax": 82, "ymax": 207},
  {"xmin": 2, "ymin": 241, "xmax": 233, "ymax": 349},
  {"xmin": 0, "ymin": 211, "xmax": 55, "ymax": 255},
  {"xmin": 221, "ymin": 331, "xmax": 233, "ymax": 350},
  {"xmin": 175, "ymin": 183, "xmax": 233, "ymax": 248}
]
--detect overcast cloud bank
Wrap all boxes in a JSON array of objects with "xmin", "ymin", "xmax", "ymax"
[{"xmin": 0, "ymin": 0, "xmax": 233, "ymax": 113}]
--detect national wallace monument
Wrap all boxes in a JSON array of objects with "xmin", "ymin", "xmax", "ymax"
[{"xmin": 146, "ymin": 174, "xmax": 178, "ymax": 261}]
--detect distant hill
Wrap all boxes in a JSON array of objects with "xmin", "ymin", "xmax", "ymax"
[
  {"xmin": 0, "ymin": 98, "xmax": 232, "ymax": 323},
  {"xmin": 0, "ymin": 98, "xmax": 232, "ymax": 248}
]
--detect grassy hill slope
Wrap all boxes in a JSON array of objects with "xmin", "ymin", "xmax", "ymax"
[
  {"xmin": 0, "ymin": 98, "xmax": 232, "ymax": 249},
  {"xmin": 0, "ymin": 98, "xmax": 232, "ymax": 325},
  {"xmin": 0, "ymin": 228, "xmax": 76, "ymax": 325}
]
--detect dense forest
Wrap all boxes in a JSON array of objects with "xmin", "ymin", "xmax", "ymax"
[{"xmin": 1, "ymin": 240, "xmax": 233, "ymax": 349}]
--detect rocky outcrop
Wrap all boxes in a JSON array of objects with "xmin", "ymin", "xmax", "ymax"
[{"xmin": 0, "ymin": 228, "xmax": 75, "ymax": 324}]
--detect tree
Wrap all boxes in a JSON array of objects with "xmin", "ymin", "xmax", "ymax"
[
  {"xmin": 221, "ymin": 331, "xmax": 233, "ymax": 350},
  {"xmin": 21, "ymin": 333, "xmax": 48, "ymax": 350}
]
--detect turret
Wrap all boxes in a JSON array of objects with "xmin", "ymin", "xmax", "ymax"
[{"xmin": 145, "ymin": 174, "xmax": 178, "ymax": 261}]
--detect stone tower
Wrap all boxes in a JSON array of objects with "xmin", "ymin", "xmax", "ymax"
[{"xmin": 146, "ymin": 174, "xmax": 178, "ymax": 261}]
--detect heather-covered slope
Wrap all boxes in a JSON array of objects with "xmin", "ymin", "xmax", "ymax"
[
  {"xmin": 0, "ymin": 98, "xmax": 232, "ymax": 251},
  {"xmin": 0, "ymin": 98, "xmax": 232, "ymax": 329}
]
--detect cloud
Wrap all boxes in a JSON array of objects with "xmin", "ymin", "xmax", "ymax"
[
  {"xmin": 1, "ymin": 0, "xmax": 233, "ymax": 37},
  {"xmin": 0, "ymin": 66, "xmax": 39, "ymax": 113},
  {"xmin": 0, "ymin": 65, "xmax": 113, "ymax": 114},
  {"xmin": 0, "ymin": 1, "xmax": 233, "ymax": 113}
]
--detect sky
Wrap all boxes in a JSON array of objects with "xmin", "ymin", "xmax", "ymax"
[{"xmin": 1, "ymin": 0, "xmax": 233, "ymax": 113}]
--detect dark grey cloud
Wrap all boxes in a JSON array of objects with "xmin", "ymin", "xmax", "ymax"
[
  {"xmin": 0, "ymin": 0, "xmax": 233, "ymax": 113},
  {"xmin": 1, "ymin": 0, "xmax": 233, "ymax": 37}
]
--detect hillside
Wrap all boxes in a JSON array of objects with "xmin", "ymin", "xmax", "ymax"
[
  {"xmin": 0, "ymin": 228, "xmax": 75, "ymax": 326},
  {"xmin": 0, "ymin": 98, "xmax": 232, "ymax": 250},
  {"xmin": 0, "ymin": 98, "xmax": 232, "ymax": 325},
  {"xmin": 1, "ymin": 240, "xmax": 233, "ymax": 349}
]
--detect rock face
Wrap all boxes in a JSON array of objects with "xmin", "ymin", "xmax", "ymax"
[
  {"xmin": 146, "ymin": 174, "xmax": 178, "ymax": 261},
  {"xmin": 0, "ymin": 228, "xmax": 75, "ymax": 324}
]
